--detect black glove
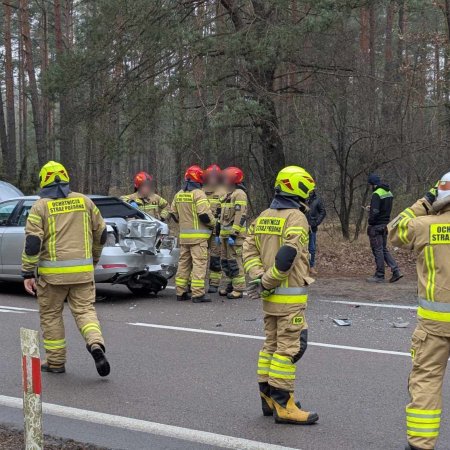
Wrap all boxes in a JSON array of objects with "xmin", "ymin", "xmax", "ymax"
[{"xmin": 425, "ymin": 181, "xmax": 439, "ymax": 205}]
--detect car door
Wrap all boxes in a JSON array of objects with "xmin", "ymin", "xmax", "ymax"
[
  {"xmin": 1, "ymin": 200, "xmax": 36, "ymax": 277},
  {"xmin": 0, "ymin": 199, "xmax": 23, "ymax": 278}
]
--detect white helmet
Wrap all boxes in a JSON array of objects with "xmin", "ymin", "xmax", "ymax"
[{"xmin": 437, "ymin": 171, "xmax": 450, "ymax": 201}]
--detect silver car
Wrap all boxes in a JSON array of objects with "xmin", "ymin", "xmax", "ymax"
[{"xmin": 0, "ymin": 195, "xmax": 179, "ymax": 296}]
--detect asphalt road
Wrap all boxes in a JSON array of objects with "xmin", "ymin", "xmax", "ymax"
[{"xmin": 0, "ymin": 278, "xmax": 448, "ymax": 450}]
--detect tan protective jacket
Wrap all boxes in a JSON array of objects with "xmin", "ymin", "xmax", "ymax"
[
  {"xmin": 171, "ymin": 188, "xmax": 216, "ymax": 244},
  {"xmin": 243, "ymin": 208, "xmax": 313, "ymax": 316},
  {"xmin": 203, "ymin": 185, "xmax": 226, "ymax": 218},
  {"xmin": 388, "ymin": 198, "xmax": 450, "ymax": 336},
  {"xmin": 121, "ymin": 192, "xmax": 169, "ymax": 220},
  {"xmin": 22, "ymin": 192, "xmax": 106, "ymax": 285},
  {"xmin": 220, "ymin": 188, "xmax": 248, "ymax": 237}
]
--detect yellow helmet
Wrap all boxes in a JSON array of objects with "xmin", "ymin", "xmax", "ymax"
[
  {"xmin": 39, "ymin": 161, "xmax": 70, "ymax": 188},
  {"xmin": 274, "ymin": 166, "xmax": 315, "ymax": 200}
]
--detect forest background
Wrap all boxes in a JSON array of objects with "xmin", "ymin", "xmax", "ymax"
[{"xmin": 0, "ymin": 0, "xmax": 449, "ymax": 242}]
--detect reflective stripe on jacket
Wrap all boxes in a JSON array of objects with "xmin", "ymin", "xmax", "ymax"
[
  {"xmin": 243, "ymin": 208, "xmax": 313, "ymax": 315},
  {"xmin": 389, "ymin": 199, "xmax": 450, "ymax": 335},
  {"xmin": 203, "ymin": 185, "xmax": 226, "ymax": 218},
  {"xmin": 22, "ymin": 192, "xmax": 106, "ymax": 285},
  {"xmin": 170, "ymin": 189, "xmax": 216, "ymax": 244},
  {"xmin": 121, "ymin": 192, "xmax": 169, "ymax": 220},
  {"xmin": 220, "ymin": 188, "xmax": 248, "ymax": 236}
]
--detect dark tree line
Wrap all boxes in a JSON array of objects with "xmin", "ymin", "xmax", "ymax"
[{"xmin": 0, "ymin": 0, "xmax": 449, "ymax": 238}]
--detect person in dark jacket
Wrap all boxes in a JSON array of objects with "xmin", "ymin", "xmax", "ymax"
[
  {"xmin": 367, "ymin": 173, "xmax": 403, "ymax": 283},
  {"xmin": 306, "ymin": 190, "xmax": 326, "ymax": 275}
]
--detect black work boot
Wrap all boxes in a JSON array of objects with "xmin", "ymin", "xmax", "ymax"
[
  {"xmin": 366, "ymin": 275, "xmax": 385, "ymax": 283},
  {"xmin": 208, "ymin": 286, "xmax": 218, "ymax": 294},
  {"xmin": 87, "ymin": 343, "xmax": 110, "ymax": 377},
  {"xmin": 259, "ymin": 382, "xmax": 274, "ymax": 416},
  {"xmin": 177, "ymin": 292, "xmax": 192, "ymax": 301},
  {"xmin": 390, "ymin": 271, "xmax": 404, "ymax": 283},
  {"xmin": 271, "ymin": 387, "xmax": 318, "ymax": 425},
  {"xmin": 405, "ymin": 445, "xmax": 429, "ymax": 450},
  {"xmin": 219, "ymin": 283, "xmax": 233, "ymax": 296},
  {"xmin": 192, "ymin": 295, "xmax": 212, "ymax": 303},
  {"xmin": 41, "ymin": 362, "xmax": 65, "ymax": 374}
]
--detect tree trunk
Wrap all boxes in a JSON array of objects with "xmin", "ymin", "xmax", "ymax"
[
  {"xmin": 382, "ymin": 1, "xmax": 394, "ymax": 120},
  {"xmin": 0, "ymin": 86, "xmax": 9, "ymax": 168},
  {"xmin": 4, "ymin": 1, "xmax": 17, "ymax": 180},
  {"xmin": 18, "ymin": 14, "xmax": 28, "ymax": 169},
  {"xmin": 443, "ymin": 1, "xmax": 450, "ymax": 151},
  {"xmin": 55, "ymin": 0, "xmax": 76, "ymax": 185},
  {"xmin": 220, "ymin": 0, "xmax": 286, "ymax": 198},
  {"xmin": 20, "ymin": 0, "xmax": 47, "ymax": 167}
]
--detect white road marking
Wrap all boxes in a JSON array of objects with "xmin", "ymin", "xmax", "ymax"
[
  {"xmin": 0, "ymin": 308, "xmax": 25, "ymax": 314},
  {"xmin": 0, "ymin": 305, "xmax": 38, "ymax": 312},
  {"xmin": 0, "ymin": 395, "xmax": 298, "ymax": 450},
  {"xmin": 320, "ymin": 299, "xmax": 417, "ymax": 310},
  {"xmin": 165, "ymin": 286, "xmax": 175, "ymax": 290},
  {"xmin": 128, "ymin": 322, "xmax": 411, "ymax": 357}
]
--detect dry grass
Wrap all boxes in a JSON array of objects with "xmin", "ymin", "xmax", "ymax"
[
  {"xmin": 315, "ymin": 226, "xmax": 417, "ymax": 277},
  {"xmin": 0, "ymin": 425, "xmax": 107, "ymax": 449}
]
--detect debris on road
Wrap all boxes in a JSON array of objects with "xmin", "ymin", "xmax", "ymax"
[
  {"xmin": 244, "ymin": 318, "xmax": 257, "ymax": 322},
  {"xmin": 215, "ymin": 323, "xmax": 222, "ymax": 327},
  {"xmin": 392, "ymin": 320, "xmax": 410, "ymax": 328},
  {"xmin": 333, "ymin": 318, "xmax": 352, "ymax": 326}
]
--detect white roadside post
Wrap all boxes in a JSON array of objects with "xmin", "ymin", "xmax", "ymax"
[{"xmin": 20, "ymin": 327, "xmax": 43, "ymax": 450}]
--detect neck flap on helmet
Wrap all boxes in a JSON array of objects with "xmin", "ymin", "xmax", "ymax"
[{"xmin": 39, "ymin": 182, "xmax": 71, "ymax": 199}]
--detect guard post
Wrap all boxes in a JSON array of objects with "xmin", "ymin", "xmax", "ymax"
[{"xmin": 20, "ymin": 327, "xmax": 43, "ymax": 449}]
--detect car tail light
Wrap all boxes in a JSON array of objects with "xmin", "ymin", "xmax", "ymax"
[{"xmin": 102, "ymin": 264, "xmax": 128, "ymax": 269}]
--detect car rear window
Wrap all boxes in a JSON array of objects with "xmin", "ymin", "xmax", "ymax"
[{"xmin": 91, "ymin": 197, "xmax": 147, "ymax": 220}]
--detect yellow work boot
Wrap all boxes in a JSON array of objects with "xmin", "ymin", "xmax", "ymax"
[
  {"xmin": 259, "ymin": 382, "xmax": 274, "ymax": 416},
  {"xmin": 227, "ymin": 290, "xmax": 243, "ymax": 299},
  {"xmin": 271, "ymin": 387, "xmax": 318, "ymax": 425}
]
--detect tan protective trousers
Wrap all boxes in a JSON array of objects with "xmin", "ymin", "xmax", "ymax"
[
  {"xmin": 406, "ymin": 323, "xmax": 450, "ymax": 450},
  {"xmin": 220, "ymin": 238, "xmax": 246, "ymax": 291},
  {"xmin": 175, "ymin": 242, "xmax": 208, "ymax": 297},
  {"xmin": 257, "ymin": 309, "xmax": 308, "ymax": 391},
  {"xmin": 37, "ymin": 279, "xmax": 104, "ymax": 367},
  {"xmin": 208, "ymin": 236, "xmax": 222, "ymax": 287}
]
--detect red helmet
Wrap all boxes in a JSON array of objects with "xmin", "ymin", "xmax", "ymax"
[
  {"xmin": 223, "ymin": 166, "xmax": 244, "ymax": 184},
  {"xmin": 134, "ymin": 171, "xmax": 153, "ymax": 189},
  {"xmin": 205, "ymin": 164, "xmax": 222, "ymax": 176},
  {"xmin": 184, "ymin": 165, "xmax": 204, "ymax": 184}
]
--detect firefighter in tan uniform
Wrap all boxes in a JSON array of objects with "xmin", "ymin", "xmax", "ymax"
[
  {"xmin": 171, "ymin": 165, "xmax": 216, "ymax": 303},
  {"xmin": 388, "ymin": 172, "xmax": 450, "ymax": 450},
  {"xmin": 22, "ymin": 161, "xmax": 110, "ymax": 377},
  {"xmin": 243, "ymin": 166, "xmax": 318, "ymax": 425},
  {"xmin": 219, "ymin": 167, "xmax": 248, "ymax": 299},
  {"xmin": 203, "ymin": 164, "xmax": 226, "ymax": 293},
  {"xmin": 121, "ymin": 171, "xmax": 169, "ymax": 221}
]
